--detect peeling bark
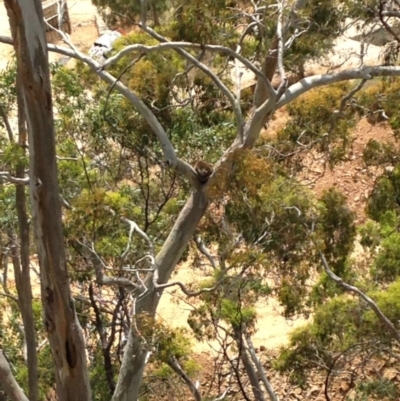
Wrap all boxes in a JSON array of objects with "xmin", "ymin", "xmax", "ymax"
[{"xmin": 4, "ymin": 1, "xmax": 91, "ymax": 400}]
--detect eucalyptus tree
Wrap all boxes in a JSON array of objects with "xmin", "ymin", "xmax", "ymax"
[{"xmin": 2, "ymin": 0, "xmax": 400, "ymax": 400}]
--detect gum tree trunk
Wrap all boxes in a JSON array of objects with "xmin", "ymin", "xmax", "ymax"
[
  {"xmin": 9, "ymin": 74, "xmax": 39, "ymax": 401},
  {"xmin": 112, "ymin": 190, "xmax": 209, "ymax": 401},
  {"xmin": 4, "ymin": 1, "xmax": 91, "ymax": 400}
]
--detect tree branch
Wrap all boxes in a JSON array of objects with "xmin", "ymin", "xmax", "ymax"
[
  {"xmin": 0, "ymin": 104, "xmax": 14, "ymax": 142},
  {"xmin": 379, "ymin": 1, "xmax": 400, "ymax": 43},
  {"xmin": 320, "ymin": 252, "xmax": 400, "ymax": 345},
  {"xmin": 167, "ymin": 356, "xmax": 202, "ymax": 401},
  {"xmin": 0, "ymin": 172, "xmax": 29, "ymax": 185},
  {"xmin": 0, "ymin": 35, "xmax": 199, "ymax": 188},
  {"xmin": 139, "ymin": 27, "xmax": 245, "ymax": 136},
  {"xmin": 277, "ymin": 66, "xmax": 400, "ymax": 108},
  {"xmin": 245, "ymin": 334, "xmax": 279, "ymax": 401},
  {"xmin": 0, "ymin": 350, "xmax": 29, "ymax": 401},
  {"xmin": 195, "ymin": 235, "xmax": 217, "ymax": 269},
  {"xmin": 253, "ymin": 0, "xmax": 308, "ymax": 107},
  {"xmin": 81, "ymin": 242, "xmax": 139, "ymax": 291}
]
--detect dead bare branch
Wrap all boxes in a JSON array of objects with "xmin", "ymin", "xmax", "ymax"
[
  {"xmin": 120, "ymin": 216, "xmax": 154, "ymax": 259},
  {"xmin": 167, "ymin": 356, "xmax": 202, "ymax": 401},
  {"xmin": 82, "ymin": 242, "xmax": 139, "ymax": 291},
  {"xmin": 195, "ymin": 235, "xmax": 217, "ymax": 269}
]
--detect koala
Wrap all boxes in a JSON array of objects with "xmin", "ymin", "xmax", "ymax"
[{"xmin": 194, "ymin": 160, "xmax": 213, "ymax": 184}]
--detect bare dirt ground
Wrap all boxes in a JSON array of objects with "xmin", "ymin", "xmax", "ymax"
[
  {"xmin": 0, "ymin": 0, "xmax": 99, "ymax": 69},
  {"xmin": 301, "ymin": 119, "xmax": 396, "ymax": 223}
]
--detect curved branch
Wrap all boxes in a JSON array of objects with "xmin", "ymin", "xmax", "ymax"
[
  {"xmin": 277, "ymin": 66, "xmax": 400, "ymax": 109},
  {"xmin": 81, "ymin": 242, "xmax": 139, "ymax": 291},
  {"xmin": 103, "ymin": 41, "xmax": 269, "ymax": 89},
  {"xmin": 3, "ymin": 35, "xmax": 400, "ymax": 158},
  {"xmin": 0, "ymin": 171, "xmax": 29, "ymax": 184},
  {"xmin": 140, "ymin": 28, "xmax": 244, "ymax": 133},
  {"xmin": 0, "ymin": 35, "xmax": 199, "ymax": 186},
  {"xmin": 167, "ymin": 356, "xmax": 201, "ymax": 401},
  {"xmin": 320, "ymin": 253, "xmax": 400, "ymax": 345},
  {"xmin": 153, "ymin": 278, "xmax": 221, "ymax": 297}
]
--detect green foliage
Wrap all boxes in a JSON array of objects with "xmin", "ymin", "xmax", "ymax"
[
  {"xmin": 0, "ymin": 60, "xmax": 17, "ymax": 112},
  {"xmin": 343, "ymin": 0, "xmax": 384, "ymax": 22},
  {"xmin": 190, "ymin": 72, "xmax": 234, "ymax": 126},
  {"xmin": 368, "ymin": 279, "xmax": 400, "ymax": 328},
  {"xmin": 363, "ymin": 139, "xmax": 398, "ymax": 166},
  {"xmin": 65, "ymin": 188, "xmax": 135, "ymax": 260},
  {"xmin": 4, "ymin": 2, "xmax": 400, "ymax": 398},
  {"xmin": 168, "ymin": 107, "xmax": 236, "ymax": 162},
  {"xmin": 372, "ymin": 233, "xmax": 400, "ymax": 281},
  {"xmin": 275, "ymin": 296, "xmax": 364, "ymax": 384},
  {"xmin": 140, "ymin": 323, "xmax": 200, "ymax": 397},
  {"xmin": 272, "ymin": 83, "xmax": 356, "ymax": 167},
  {"xmin": 277, "ymin": 277, "xmax": 400, "ymax": 385},
  {"xmin": 280, "ymin": 0, "xmax": 343, "ymax": 74},
  {"xmin": 219, "ymin": 298, "xmax": 257, "ymax": 330},
  {"xmin": 309, "ymin": 189, "xmax": 359, "ymax": 306},
  {"xmin": 153, "ymin": 325, "xmax": 195, "ymax": 365},
  {"xmin": 317, "ymin": 188, "xmax": 356, "ymax": 276},
  {"xmin": 111, "ymin": 31, "xmax": 182, "ymax": 100},
  {"xmin": 1, "ymin": 142, "xmax": 28, "ymax": 170},
  {"xmin": 187, "ymin": 263, "xmax": 273, "ymax": 341},
  {"xmin": 367, "ymin": 165, "xmax": 400, "ymax": 222},
  {"xmin": 0, "ymin": 297, "xmax": 52, "ymax": 400},
  {"xmin": 168, "ymin": 0, "xmax": 240, "ymax": 44},
  {"xmin": 278, "ymin": 279, "xmax": 306, "ymax": 317},
  {"xmin": 226, "ymin": 151, "xmax": 315, "ymax": 270},
  {"xmin": 83, "ymin": 31, "xmax": 237, "ymax": 162},
  {"xmin": 89, "ymin": 348, "xmax": 115, "ymax": 401},
  {"xmin": 110, "ymin": 32, "xmax": 183, "ymax": 116},
  {"xmin": 37, "ymin": 346, "xmax": 55, "ymax": 400},
  {"xmin": 356, "ymin": 77, "xmax": 400, "ymax": 132},
  {"xmin": 354, "ymin": 378, "xmax": 399, "ymax": 401},
  {"xmin": 358, "ymin": 219, "xmax": 381, "ymax": 250},
  {"xmin": 0, "ymin": 184, "xmax": 16, "ymax": 227},
  {"xmin": 92, "ymin": 0, "xmax": 169, "ymax": 27}
]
